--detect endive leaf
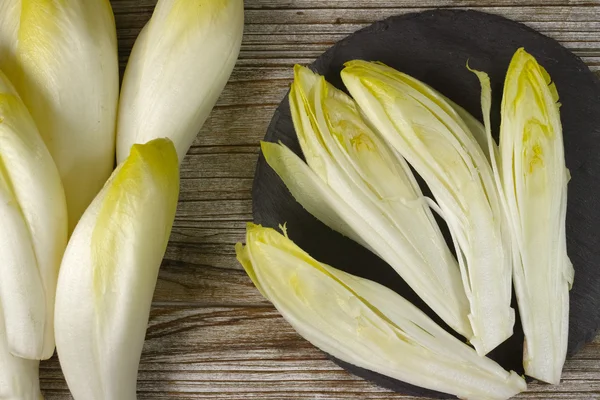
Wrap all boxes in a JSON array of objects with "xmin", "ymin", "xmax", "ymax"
[
  {"xmin": 0, "ymin": 70, "xmax": 67, "ymax": 360},
  {"xmin": 261, "ymin": 140, "xmax": 372, "ymax": 250},
  {"xmin": 0, "ymin": 0, "xmax": 120, "ymax": 231},
  {"xmin": 236, "ymin": 224, "xmax": 527, "ymax": 400},
  {"xmin": 116, "ymin": 0, "xmax": 244, "ymax": 164},
  {"xmin": 55, "ymin": 138, "xmax": 179, "ymax": 400},
  {"xmin": 466, "ymin": 63, "xmax": 502, "ymax": 175},
  {"xmin": 342, "ymin": 60, "xmax": 515, "ymax": 355},
  {"xmin": 264, "ymin": 65, "xmax": 472, "ymax": 339},
  {"xmin": 499, "ymin": 48, "xmax": 573, "ymax": 384},
  {"xmin": 0, "ymin": 302, "xmax": 43, "ymax": 400}
]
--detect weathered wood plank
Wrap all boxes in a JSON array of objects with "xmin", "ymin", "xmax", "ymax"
[
  {"xmin": 39, "ymin": 307, "xmax": 600, "ymax": 399},
  {"xmin": 192, "ymin": 105, "xmax": 275, "ymax": 146},
  {"xmin": 112, "ymin": 1, "xmax": 600, "ymax": 62},
  {"xmin": 179, "ymin": 178, "xmax": 253, "ymax": 202},
  {"xmin": 244, "ymin": 1, "xmax": 599, "ymax": 8},
  {"xmin": 180, "ymin": 151, "xmax": 258, "ymax": 179},
  {"xmin": 153, "ymin": 265, "xmax": 266, "ymax": 306},
  {"xmin": 110, "ymin": 0, "xmax": 600, "ymax": 10},
  {"xmin": 39, "ymin": 1, "xmax": 600, "ymax": 398},
  {"xmin": 243, "ymin": 7, "xmax": 600, "ymax": 25},
  {"xmin": 175, "ymin": 199, "xmax": 252, "ymax": 222}
]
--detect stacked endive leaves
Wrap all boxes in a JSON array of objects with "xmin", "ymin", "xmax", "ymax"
[
  {"xmin": 263, "ymin": 65, "xmax": 472, "ymax": 339},
  {"xmin": 0, "ymin": 0, "xmax": 244, "ymax": 398},
  {"xmin": 342, "ymin": 61, "xmax": 515, "ymax": 356},
  {"xmin": 251, "ymin": 47, "xmax": 572, "ymax": 398}
]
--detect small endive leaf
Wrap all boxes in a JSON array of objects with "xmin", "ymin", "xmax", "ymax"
[
  {"xmin": 0, "ymin": 0, "xmax": 120, "ymax": 231},
  {"xmin": 0, "ymin": 303, "xmax": 43, "ymax": 400},
  {"xmin": 116, "ymin": 0, "xmax": 244, "ymax": 164},
  {"xmin": 55, "ymin": 138, "xmax": 179, "ymax": 400},
  {"xmin": 0, "ymin": 70, "xmax": 67, "ymax": 360},
  {"xmin": 237, "ymin": 224, "xmax": 526, "ymax": 400},
  {"xmin": 499, "ymin": 48, "xmax": 573, "ymax": 384},
  {"xmin": 342, "ymin": 60, "xmax": 515, "ymax": 355}
]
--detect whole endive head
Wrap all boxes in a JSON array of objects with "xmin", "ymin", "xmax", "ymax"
[
  {"xmin": 0, "ymin": 0, "xmax": 120, "ymax": 231},
  {"xmin": 55, "ymin": 138, "xmax": 179, "ymax": 400},
  {"xmin": 0, "ymin": 69, "xmax": 67, "ymax": 360},
  {"xmin": 236, "ymin": 224, "xmax": 526, "ymax": 400},
  {"xmin": 117, "ymin": 0, "xmax": 244, "ymax": 164}
]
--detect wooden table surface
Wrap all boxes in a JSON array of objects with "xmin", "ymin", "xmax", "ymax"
[{"xmin": 39, "ymin": 0, "xmax": 600, "ymax": 399}]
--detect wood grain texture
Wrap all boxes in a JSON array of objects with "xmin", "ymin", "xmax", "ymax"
[{"xmin": 39, "ymin": 1, "xmax": 600, "ymax": 399}]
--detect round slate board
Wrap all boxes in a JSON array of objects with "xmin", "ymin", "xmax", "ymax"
[{"xmin": 252, "ymin": 9, "xmax": 600, "ymax": 398}]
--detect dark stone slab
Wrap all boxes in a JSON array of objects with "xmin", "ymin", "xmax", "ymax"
[{"xmin": 252, "ymin": 9, "xmax": 600, "ymax": 398}]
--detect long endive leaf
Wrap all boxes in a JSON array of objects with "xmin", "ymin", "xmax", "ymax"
[
  {"xmin": 0, "ymin": 0, "xmax": 120, "ymax": 231},
  {"xmin": 55, "ymin": 138, "xmax": 179, "ymax": 400},
  {"xmin": 237, "ymin": 224, "xmax": 526, "ymax": 400},
  {"xmin": 117, "ymin": 0, "xmax": 244, "ymax": 164},
  {"xmin": 342, "ymin": 60, "xmax": 515, "ymax": 355},
  {"xmin": 0, "ymin": 70, "xmax": 67, "ymax": 360},
  {"xmin": 498, "ymin": 48, "xmax": 573, "ymax": 384}
]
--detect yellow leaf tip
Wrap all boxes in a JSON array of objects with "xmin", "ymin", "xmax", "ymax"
[
  {"xmin": 293, "ymin": 64, "xmax": 308, "ymax": 74},
  {"xmin": 260, "ymin": 140, "xmax": 276, "ymax": 153}
]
